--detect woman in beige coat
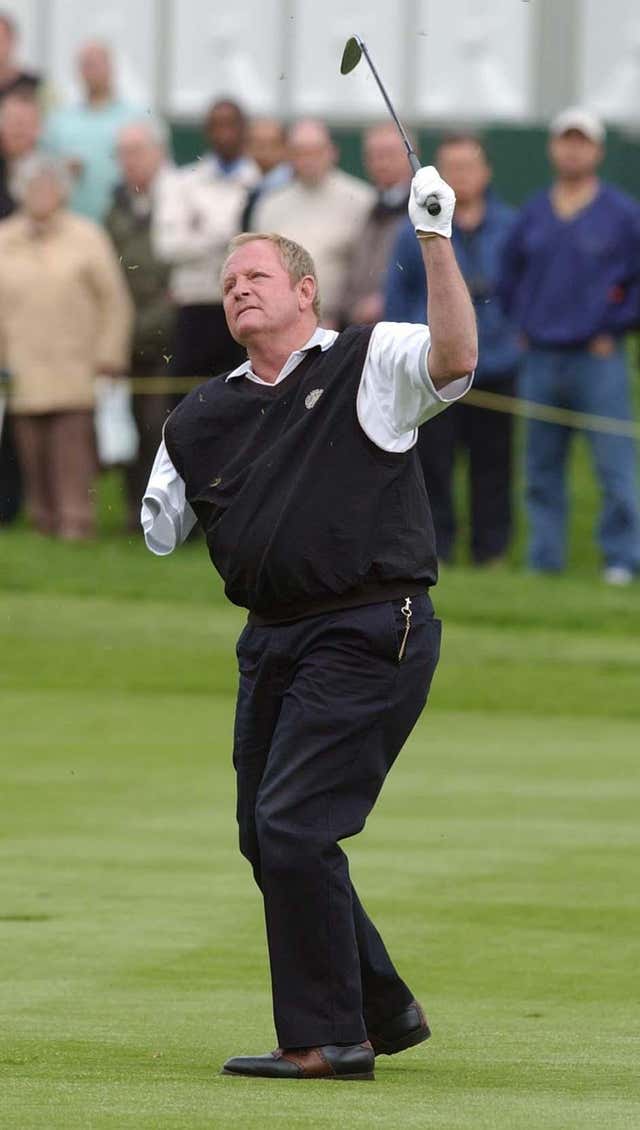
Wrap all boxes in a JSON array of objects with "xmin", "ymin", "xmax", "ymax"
[{"xmin": 0, "ymin": 154, "xmax": 133, "ymax": 538}]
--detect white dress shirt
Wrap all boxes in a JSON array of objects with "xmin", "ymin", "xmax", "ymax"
[
  {"xmin": 141, "ymin": 323, "xmax": 473, "ymax": 556},
  {"xmin": 151, "ymin": 164, "xmax": 246, "ymax": 305}
]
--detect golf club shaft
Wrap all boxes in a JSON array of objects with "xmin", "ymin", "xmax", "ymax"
[
  {"xmin": 357, "ymin": 41, "xmax": 440, "ymax": 215},
  {"xmin": 358, "ymin": 41, "xmax": 416, "ymax": 163}
]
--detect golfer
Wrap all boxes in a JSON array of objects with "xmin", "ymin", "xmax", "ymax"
[{"xmin": 142, "ymin": 165, "xmax": 477, "ymax": 1081}]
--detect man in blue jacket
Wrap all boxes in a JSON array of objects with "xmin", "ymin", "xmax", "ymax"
[
  {"xmin": 385, "ymin": 134, "xmax": 520, "ymax": 565},
  {"xmin": 499, "ymin": 108, "xmax": 640, "ymax": 584}
]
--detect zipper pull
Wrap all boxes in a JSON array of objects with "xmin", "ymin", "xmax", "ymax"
[{"xmin": 398, "ymin": 597, "xmax": 413, "ymax": 662}]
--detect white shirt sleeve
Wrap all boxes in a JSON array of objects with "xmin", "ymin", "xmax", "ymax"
[
  {"xmin": 356, "ymin": 321, "xmax": 474, "ymax": 453},
  {"xmin": 141, "ymin": 439, "xmax": 197, "ymax": 555}
]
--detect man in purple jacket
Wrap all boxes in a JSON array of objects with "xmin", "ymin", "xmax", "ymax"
[{"xmin": 499, "ymin": 108, "xmax": 640, "ymax": 584}]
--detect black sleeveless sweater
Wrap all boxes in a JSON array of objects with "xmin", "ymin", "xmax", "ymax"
[{"xmin": 164, "ymin": 325, "xmax": 438, "ymax": 621}]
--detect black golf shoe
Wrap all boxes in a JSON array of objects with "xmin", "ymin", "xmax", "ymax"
[{"xmin": 368, "ymin": 1000, "xmax": 431, "ymax": 1056}]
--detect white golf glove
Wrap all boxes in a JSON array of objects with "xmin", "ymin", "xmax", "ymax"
[{"xmin": 409, "ymin": 165, "xmax": 456, "ymax": 239}]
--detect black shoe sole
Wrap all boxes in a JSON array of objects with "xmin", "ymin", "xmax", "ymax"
[
  {"xmin": 221, "ymin": 1068, "xmax": 375, "ymax": 1081},
  {"xmin": 330, "ymin": 1072, "xmax": 375, "ymax": 1081},
  {"xmin": 370, "ymin": 1024, "xmax": 431, "ymax": 1057}
]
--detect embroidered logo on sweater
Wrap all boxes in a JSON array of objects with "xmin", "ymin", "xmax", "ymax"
[{"xmin": 305, "ymin": 388, "xmax": 324, "ymax": 410}]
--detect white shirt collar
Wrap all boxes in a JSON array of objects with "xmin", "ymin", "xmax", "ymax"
[{"xmin": 225, "ymin": 326, "xmax": 338, "ymax": 386}]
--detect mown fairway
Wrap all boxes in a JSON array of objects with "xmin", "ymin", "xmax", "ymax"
[{"xmin": 2, "ymin": 452, "xmax": 640, "ymax": 1129}]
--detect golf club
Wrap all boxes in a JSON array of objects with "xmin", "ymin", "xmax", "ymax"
[{"xmin": 340, "ymin": 34, "xmax": 441, "ymax": 216}]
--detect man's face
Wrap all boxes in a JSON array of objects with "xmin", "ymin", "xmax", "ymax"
[
  {"xmin": 364, "ymin": 128, "xmax": 410, "ymax": 191},
  {"xmin": 222, "ymin": 241, "xmax": 312, "ymax": 344},
  {"xmin": 436, "ymin": 141, "xmax": 491, "ymax": 206},
  {"xmin": 116, "ymin": 128, "xmax": 163, "ymax": 191},
  {"xmin": 549, "ymin": 130, "xmax": 603, "ymax": 180},
  {"xmin": 78, "ymin": 44, "xmax": 112, "ymax": 97},
  {"xmin": 206, "ymin": 104, "xmax": 245, "ymax": 161},
  {"xmin": 288, "ymin": 129, "xmax": 335, "ymax": 187},
  {"xmin": 248, "ymin": 119, "xmax": 286, "ymax": 175},
  {"xmin": 0, "ymin": 98, "xmax": 40, "ymax": 158}
]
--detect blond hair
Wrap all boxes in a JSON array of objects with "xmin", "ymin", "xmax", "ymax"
[{"xmin": 223, "ymin": 232, "xmax": 321, "ymax": 317}]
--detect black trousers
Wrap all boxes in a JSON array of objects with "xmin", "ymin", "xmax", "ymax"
[
  {"xmin": 232, "ymin": 593, "xmax": 441, "ymax": 1047},
  {"xmin": 170, "ymin": 303, "xmax": 245, "ymax": 382},
  {"xmin": 417, "ymin": 373, "xmax": 516, "ymax": 564}
]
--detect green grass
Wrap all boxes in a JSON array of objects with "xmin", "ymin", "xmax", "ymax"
[{"xmin": 2, "ymin": 462, "xmax": 640, "ymax": 1128}]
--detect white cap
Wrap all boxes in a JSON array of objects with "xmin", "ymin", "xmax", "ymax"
[{"xmin": 550, "ymin": 107, "xmax": 605, "ymax": 144}]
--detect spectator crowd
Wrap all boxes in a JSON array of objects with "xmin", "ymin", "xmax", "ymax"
[{"xmin": 0, "ymin": 11, "xmax": 639, "ymax": 583}]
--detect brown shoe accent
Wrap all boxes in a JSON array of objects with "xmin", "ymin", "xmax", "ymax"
[{"xmin": 277, "ymin": 1046, "xmax": 334, "ymax": 1076}]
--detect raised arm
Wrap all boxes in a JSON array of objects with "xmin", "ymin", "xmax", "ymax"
[{"xmin": 409, "ymin": 166, "xmax": 478, "ymax": 387}]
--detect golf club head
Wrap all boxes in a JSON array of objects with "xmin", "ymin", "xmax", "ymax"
[{"xmin": 340, "ymin": 35, "xmax": 364, "ymax": 75}]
